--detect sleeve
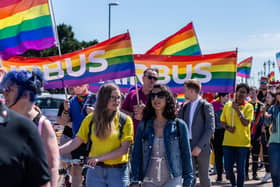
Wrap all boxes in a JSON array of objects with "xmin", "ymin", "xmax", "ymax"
[
  {"xmin": 197, "ymin": 102, "xmax": 215, "ymax": 149},
  {"xmin": 76, "ymin": 113, "xmax": 93, "ymax": 143},
  {"xmin": 130, "ymin": 121, "xmax": 145, "ymax": 184},
  {"xmin": 264, "ymin": 106, "xmax": 274, "ymax": 126},
  {"xmin": 121, "ymin": 92, "xmax": 133, "ymax": 112},
  {"xmin": 220, "ymin": 103, "xmax": 228, "ymax": 123},
  {"xmin": 178, "ymin": 119, "xmax": 194, "ymax": 186},
  {"xmin": 25, "ymin": 119, "xmax": 51, "ymax": 186},
  {"xmin": 244, "ymin": 103, "xmax": 254, "ymax": 121},
  {"xmin": 120, "ymin": 115, "xmax": 134, "ymax": 143}
]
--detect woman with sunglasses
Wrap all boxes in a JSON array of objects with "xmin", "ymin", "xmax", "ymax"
[
  {"xmin": 130, "ymin": 84, "xmax": 193, "ymax": 187},
  {"xmin": 1, "ymin": 69, "xmax": 59, "ymax": 187},
  {"xmin": 60, "ymin": 83, "xmax": 133, "ymax": 187}
]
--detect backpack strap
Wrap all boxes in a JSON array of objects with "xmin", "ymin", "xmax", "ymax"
[
  {"xmin": 118, "ymin": 112, "xmax": 127, "ymax": 140},
  {"xmin": 85, "ymin": 116, "xmax": 94, "ymax": 155}
]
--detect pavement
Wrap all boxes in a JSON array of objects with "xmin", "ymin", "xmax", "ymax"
[{"xmin": 197, "ymin": 167, "xmax": 272, "ymax": 187}]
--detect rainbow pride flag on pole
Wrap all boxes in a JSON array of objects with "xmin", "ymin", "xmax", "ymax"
[
  {"xmin": 135, "ymin": 51, "xmax": 237, "ymax": 93},
  {"xmin": 268, "ymin": 71, "xmax": 275, "ymax": 81},
  {"xmin": 89, "ymin": 51, "xmax": 237, "ymax": 93},
  {"xmin": 176, "ymin": 93, "xmax": 185, "ymax": 103},
  {"xmin": 276, "ymin": 52, "xmax": 280, "ymax": 72},
  {"xmin": 2, "ymin": 33, "xmax": 135, "ymax": 88},
  {"xmin": 0, "ymin": 0, "xmax": 56, "ymax": 60},
  {"xmin": 237, "ymin": 57, "xmax": 253, "ymax": 78},
  {"xmin": 145, "ymin": 22, "xmax": 201, "ymax": 55}
]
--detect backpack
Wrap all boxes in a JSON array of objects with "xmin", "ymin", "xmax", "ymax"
[{"xmin": 85, "ymin": 112, "xmax": 127, "ymax": 155}]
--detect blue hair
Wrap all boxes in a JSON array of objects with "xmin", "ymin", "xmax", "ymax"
[{"xmin": 1, "ymin": 69, "xmax": 44, "ymax": 103}]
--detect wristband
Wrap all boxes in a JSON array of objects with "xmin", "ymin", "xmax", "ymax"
[{"xmin": 63, "ymin": 110, "xmax": 69, "ymax": 114}]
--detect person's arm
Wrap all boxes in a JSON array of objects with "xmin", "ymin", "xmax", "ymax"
[
  {"xmin": 41, "ymin": 119, "xmax": 60, "ymax": 187},
  {"xmin": 61, "ymin": 100, "xmax": 71, "ymax": 122},
  {"xmin": 221, "ymin": 121, "xmax": 235, "ymax": 133},
  {"xmin": 87, "ymin": 140, "xmax": 131, "ymax": 165},
  {"xmin": 178, "ymin": 120, "xmax": 194, "ymax": 187},
  {"xmin": 232, "ymin": 102, "xmax": 250, "ymax": 126},
  {"xmin": 130, "ymin": 121, "xmax": 145, "ymax": 185},
  {"xmin": 196, "ymin": 102, "xmax": 215, "ymax": 151},
  {"xmin": 59, "ymin": 136, "xmax": 84, "ymax": 155}
]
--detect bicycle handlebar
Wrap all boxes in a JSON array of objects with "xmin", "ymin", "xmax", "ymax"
[{"xmin": 60, "ymin": 157, "xmax": 94, "ymax": 169}]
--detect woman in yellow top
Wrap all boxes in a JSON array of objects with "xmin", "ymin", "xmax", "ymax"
[{"xmin": 60, "ymin": 83, "xmax": 133, "ymax": 187}]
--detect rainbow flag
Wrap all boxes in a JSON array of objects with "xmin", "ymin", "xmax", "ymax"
[
  {"xmin": 237, "ymin": 57, "xmax": 253, "ymax": 78},
  {"xmin": 176, "ymin": 93, "xmax": 185, "ymax": 103},
  {"xmin": 2, "ymin": 33, "xmax": 135, "ymax": 88},
  {"xmin": 145, "ymin": 22, "xmax": 201, "ymax": 55},
  {"xmin": 134, "ymin": 51, "xmax": 237, "ymax": 93},
  {"xmin": 268, "ymin": 71, "xmax": 275, "ymax": 81},
  {"xmin": 276, "ymin": 52, "xmax": 280, "ymax": 72},
  {"xmin": 0, "ymin": 0, "xmax": 55, "ymax": 60}
]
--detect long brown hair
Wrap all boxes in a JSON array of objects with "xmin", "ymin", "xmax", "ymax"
[{"xmin": 93, "ymin": 83, "xmax": 120, "ymax": 139}]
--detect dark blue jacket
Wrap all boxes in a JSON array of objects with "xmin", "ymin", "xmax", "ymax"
[{"xmin": 130, "ymin": 118, "xmax": 193, "ymax": 186}]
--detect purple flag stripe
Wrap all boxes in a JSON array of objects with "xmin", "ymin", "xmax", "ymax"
[{"xmin": 0, "ymin": 37, "xmax": 55, "ymax": 59}]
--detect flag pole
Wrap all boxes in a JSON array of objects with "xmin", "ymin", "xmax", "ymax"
[
  {"xmin": 232, "ymin": 47, "xmax": 238, "ymax": 127},
  {"xmin": 127, "ymin": 29, "xmax": 140, "ymax": 105},
  {"xmin": 48, "ymin": 0, "xmax": 68, "ymax": 99}
]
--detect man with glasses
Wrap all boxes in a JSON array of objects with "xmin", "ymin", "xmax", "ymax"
[
  {"xmin": 122, "ymin": 68, "xmax": 159, "ymax": 136},
  {"xmin": 61, "ymin": 84, "xmax": 95, "ymax": 187}
]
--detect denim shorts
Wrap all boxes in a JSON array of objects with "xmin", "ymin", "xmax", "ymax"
[{"xmin": 86, "ymin": 164, "xmax": 129, "ymax": 187}]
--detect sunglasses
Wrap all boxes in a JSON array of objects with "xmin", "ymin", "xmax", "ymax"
[
  {"xmin": 150, "ymin": 91, "xmax": 165, "ymax": 99},
  {"xmin": 145, "ymin": 75, "xmax": 158, "ymax": 81}
]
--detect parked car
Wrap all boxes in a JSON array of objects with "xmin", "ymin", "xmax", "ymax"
[{"xmin": 35, "ymin": 93, "xmax": 66, "ymax": 130}]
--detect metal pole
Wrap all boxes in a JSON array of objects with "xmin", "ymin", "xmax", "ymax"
[
  {"xmin": 108, "ymin": 4, "xmax": 111, "ymax": 39},
  {"xmin": 48, "ymin": 0, "xmax": 67, "ymax": 98}
]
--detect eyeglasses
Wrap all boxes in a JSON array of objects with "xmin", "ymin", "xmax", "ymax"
[
  {"xmin": 145, "ymin": 75, "xmax": 158, "ymax": 81},
  {"xmin": 110, "ymin": 95, "xmax": 121, "ymax": 101},
  {"xmin": 150, "ymin": 91, "xmax": 165, "ymax": 99},
  {"xmin": 2, "ymin": 87, "xmax": 13, "ymax": 93}
]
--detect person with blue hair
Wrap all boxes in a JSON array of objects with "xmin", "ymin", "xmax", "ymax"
[{"xmin": 1, "ymin": 69, "xmax": 59, "ymax": 187}]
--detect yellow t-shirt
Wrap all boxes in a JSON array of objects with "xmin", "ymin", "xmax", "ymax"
[
  {"xmin": 220, "ymin": 101, "xmax": 254, "ymax": 147},
  {"xmin": 77, "ymin": 112, "xmax": 133, "ymax": 165}
]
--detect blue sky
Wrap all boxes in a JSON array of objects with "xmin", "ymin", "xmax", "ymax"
[{"xmin": 51, "ymin": 0, "xmax": 280, "ymax": 85}]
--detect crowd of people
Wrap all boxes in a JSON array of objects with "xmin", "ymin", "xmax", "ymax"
[{"xmin": 0, "ymin": 68, "xmax": 279, "ymax": 187}]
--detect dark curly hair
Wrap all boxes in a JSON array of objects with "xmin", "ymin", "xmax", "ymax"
[{"xmin": 142, "ymin": 84, "xmax": 176, "ymax": 121}]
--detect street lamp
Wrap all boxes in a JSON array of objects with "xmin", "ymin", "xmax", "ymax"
[
  {"xmin": 108, "ymin": 2, "xmax": 119, "ymax": 39},
  {"xmin": 268, "ymin": 60, "xmax": 271, "ymax": 74},
  {"xmin": 263, "ymin": 62, "xmax": 266, "ymax": 76}
]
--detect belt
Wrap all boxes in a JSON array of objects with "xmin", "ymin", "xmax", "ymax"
[{"xmin": 96, "ymin": 162, "xmax": 126, "ymax": 168}]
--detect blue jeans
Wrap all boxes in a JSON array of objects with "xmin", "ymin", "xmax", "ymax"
[
  {"xmin": 86, "ymin": 165, "xmax": 129, "ymax": 187},
  {"xmin": 269, "ymin": 143, "xmax": 280, "ymax": 187},
  {"xmin": 223, "ymin": 146, "xmax": 249, "ymax": 187}
]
